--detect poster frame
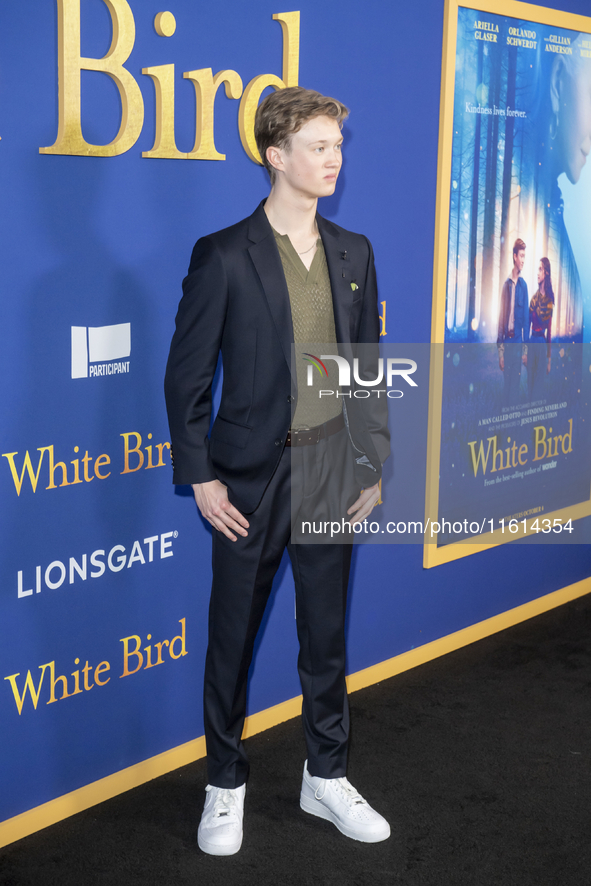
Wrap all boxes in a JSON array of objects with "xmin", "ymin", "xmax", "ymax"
[{"xmin": 424, "ymin": 0, "xmax": 591, "ymax": 568}]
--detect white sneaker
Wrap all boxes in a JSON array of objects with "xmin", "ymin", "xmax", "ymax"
[
  {"xmin": 300, "ymin": 761, "xmax": 390, "ymax": 843},
  {"xmin": 197, "ymin": 783, "xmax": 246, "ymax": 856}
]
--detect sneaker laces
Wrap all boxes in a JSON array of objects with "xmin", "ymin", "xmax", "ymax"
[
  {"xmin": 211, "ymin": 788, "xmax": 239, "ymax": 819},
  {"xmin": 315, "ymin": 776, "xmax": 366, "ymax": 806}
]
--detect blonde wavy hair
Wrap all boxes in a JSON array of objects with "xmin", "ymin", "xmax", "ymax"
[{"xmin": 255, "ymin": 86, "xmax": 349, "ymax": 183}]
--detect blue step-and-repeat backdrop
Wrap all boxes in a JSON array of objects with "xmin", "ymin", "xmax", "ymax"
[{"xmin": 1, "ymin": 0, "xmax": 590, "ymax": 834}]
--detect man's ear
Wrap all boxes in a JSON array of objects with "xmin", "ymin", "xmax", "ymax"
[
  {"xmin": 550, "ymin": 57, "xmax": 564, "ymax": 115},
  {"xmin": 266, "ymin": 145, "xmax": 284, "ymax": 174}
]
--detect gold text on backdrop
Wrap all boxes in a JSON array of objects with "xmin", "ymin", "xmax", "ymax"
[{"xmin": 40, "ymin": 0, "xmax": 299, "ymax": 161}]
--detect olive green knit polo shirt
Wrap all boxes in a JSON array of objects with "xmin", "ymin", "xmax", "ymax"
[{"xmin": 272, "ymin": 229, "xmax": 343, "ymax": 430}]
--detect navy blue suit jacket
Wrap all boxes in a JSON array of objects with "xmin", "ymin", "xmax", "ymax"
[{"xmin": 164, "ymin": 201, "xmax": 389, "ymax": 514}]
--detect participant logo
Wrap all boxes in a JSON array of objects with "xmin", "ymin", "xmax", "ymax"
[{"xmin": 71, "ymin": 323, "xmax": 131, "ymax": 378}]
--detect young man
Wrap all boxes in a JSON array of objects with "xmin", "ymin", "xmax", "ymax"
[
  {"xmin": 165, "ymin": 87, "xmax": 390, "ymax": 856},
  {"xmin": 497, "ymin": 238, "xmax": 528, "ymax": 405}
]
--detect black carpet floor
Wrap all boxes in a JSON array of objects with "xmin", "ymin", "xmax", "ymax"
[{"xmin": 2, "ymin": 593, "xmax": 590, "ymax": 886}]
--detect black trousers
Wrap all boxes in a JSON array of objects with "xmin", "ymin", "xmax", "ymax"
[{"xmin": 203, "ymin": 430, "xmax": 354, "ymax": 788}]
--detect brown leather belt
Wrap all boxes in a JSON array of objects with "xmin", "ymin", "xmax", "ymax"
[{"xmin": 285, "ymin": 412, "xmax": 344, "ymax": 447}]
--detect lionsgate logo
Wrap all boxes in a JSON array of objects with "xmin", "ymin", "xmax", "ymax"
[
  {"xmin": 71, "ymin": 323, "xmax": 131, "ymax": 379},
  {"xmin": 303, "ymin": 353, "xmax": 418, "ymax": 398}
]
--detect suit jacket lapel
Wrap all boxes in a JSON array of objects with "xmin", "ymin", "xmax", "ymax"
[
  {"xmin": 246, "ymin": 205, "xmax": 356, "ymax": 382},
  {"xmin": 317, "ymin": 213, "xmax": 354, "ymax": 343},
  {"xmin": 247, "ymin": 203, "xmax": 295, "ymax": 378}
]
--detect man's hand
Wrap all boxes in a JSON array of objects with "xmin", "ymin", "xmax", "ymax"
[
  {"xmin": 347, "ymin": 482, "xmax": 381, "ymax": 526},
  {"xmin": 192, "ymin": 479, "xmax": 249, "ymax": 541}
]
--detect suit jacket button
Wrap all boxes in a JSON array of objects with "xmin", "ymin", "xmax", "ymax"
[
  {"xmin": 275, "ymin": 439, "xmax": 282, "ymax": 446},
  {"xmin": 287, "ymin": 395, "xmax": 293, "ymax": 402}
]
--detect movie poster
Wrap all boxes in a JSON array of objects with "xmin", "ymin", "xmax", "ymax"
[{"xmin": 426, "ymin": 1, "xmax": 591, "ymax": 565}]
